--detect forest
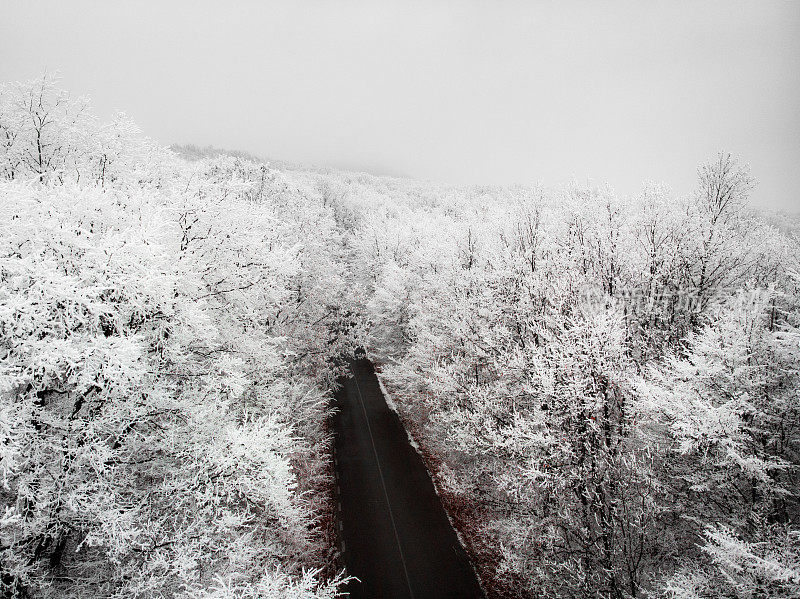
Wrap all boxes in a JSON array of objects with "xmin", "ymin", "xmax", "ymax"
[{"xmin": 1, "ymin": 77, "xmax": 798, "ymax": 598}]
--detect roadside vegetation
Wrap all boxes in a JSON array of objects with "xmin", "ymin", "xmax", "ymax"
[
  {"xmin": 0, "ymin": 76, "xmax": 358, "ymax": 598},
  {"xmin": 352, "ymin": 157, "xmax": 800, "ymax": 597}
]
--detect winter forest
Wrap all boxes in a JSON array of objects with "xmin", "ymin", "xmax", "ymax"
[{"xmin": 1, "ymin": 75, "xmax": 798, "ymax": 598}]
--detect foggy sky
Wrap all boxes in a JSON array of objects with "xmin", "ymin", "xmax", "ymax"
[{"xmin": 2, "ymin": 1, "xmax": 798, "ymax": 209}]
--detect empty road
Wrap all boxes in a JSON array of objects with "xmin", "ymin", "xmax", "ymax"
[{"xmin": 331, "ymin": 358, "xmax": 485, "ymax": 599}]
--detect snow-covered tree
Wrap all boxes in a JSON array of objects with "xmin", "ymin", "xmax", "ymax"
[
  {"xmin": 0, "ymin": 80, "xmax": 355, "ymax": 598},
  {"xmin": 639, "ymin": 287, "xmax": 800, "ymax": 598}
]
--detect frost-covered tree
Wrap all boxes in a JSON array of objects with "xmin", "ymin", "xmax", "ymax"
[
  {"xmin": 352, "ymin": 157, "xmax": 798, "ymax": 598},
  {"xmin": 639, "ymin": 287, "xmax": 800, "ymax": 598},
  {"xmin": 0, "ymin": 79, "xmax": 355, "ymax": 598}
]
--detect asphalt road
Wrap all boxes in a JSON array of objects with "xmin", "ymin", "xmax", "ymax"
[{"xmin": 332, "ymin": 358, "xmax": 485, "ymax": 599}]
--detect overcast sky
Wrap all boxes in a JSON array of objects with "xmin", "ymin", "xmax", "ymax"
[{"xmin": 2, "ymin": 1, "xmax": 798, "ymax": 209}]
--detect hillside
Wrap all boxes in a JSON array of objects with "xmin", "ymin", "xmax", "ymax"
[{"xmin": 1, "ymin": 76, "xmax": 799, "ymax": 598}]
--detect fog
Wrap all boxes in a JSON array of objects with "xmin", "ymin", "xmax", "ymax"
[{"xmin": 2, "ymin": 0, "xmax": 798, "ymax": 209}]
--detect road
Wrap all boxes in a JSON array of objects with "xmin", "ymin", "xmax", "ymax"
[{"xmin": 331, "ymin": 358, "xmax": 485, "ymax": 599}]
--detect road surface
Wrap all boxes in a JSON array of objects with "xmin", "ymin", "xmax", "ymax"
[{"xmin": 331, "ymin": 358, "xmax": 485, "ymax": 599}]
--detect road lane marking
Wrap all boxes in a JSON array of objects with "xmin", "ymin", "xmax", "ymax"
[{"xmin": 352, "ymin": 371, "xmax": 416, "ymax": 599}]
